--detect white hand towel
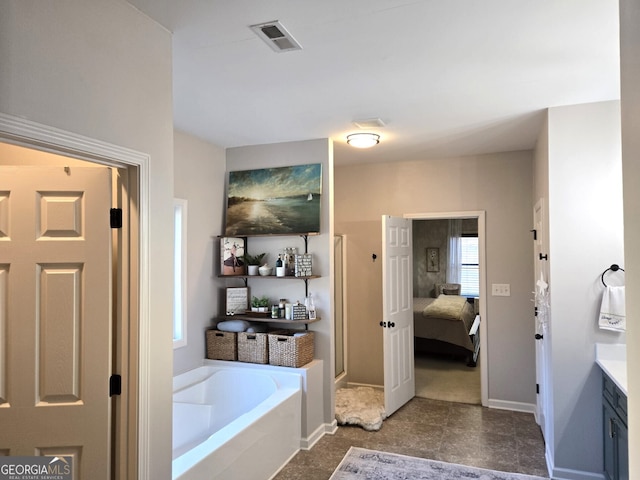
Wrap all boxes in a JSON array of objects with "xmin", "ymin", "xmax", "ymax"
[{"xmin": 599, "ymin": 286, "xmax": 626, "ymax": 332}]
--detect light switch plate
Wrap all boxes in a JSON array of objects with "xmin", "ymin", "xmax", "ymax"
[{"xmin": 492, "ymin": 283, "xmax": 511, "ymax": 296}]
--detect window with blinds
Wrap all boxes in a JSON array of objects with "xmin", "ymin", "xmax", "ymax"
[{"xmin": 460, "ymin": 236, "xmax": 479, "ymax": 297}]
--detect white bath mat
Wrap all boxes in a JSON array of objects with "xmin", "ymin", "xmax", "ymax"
[{"xmin": 335, "ymin": 386, "xmax": 386, "ymax": 431}]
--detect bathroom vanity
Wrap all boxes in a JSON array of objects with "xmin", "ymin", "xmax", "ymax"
[{"xmin": 596, "ymin": 344, "xmax": 628, "ymax": 480}]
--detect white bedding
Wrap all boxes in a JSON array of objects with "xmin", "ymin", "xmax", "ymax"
[{"xmin": 413, "ymin": 296, "xmax": 475, "ymax": 352}]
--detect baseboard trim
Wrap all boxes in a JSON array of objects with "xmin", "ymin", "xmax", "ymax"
[
  {"xmin": 300, "ymin": 421, "xmax": 337, "ymax": 450},
  {"xmin": 544, "ymin": 444, "xmax": 603, "ymax": 480},
  {"xmin": 548, "ymin": 465, "xmax": 604, "ymax": 480},
  {"xmin": 325, "ymin": 419, "xmax": 338, "ymax": 435},
  {"xmin": 486, "ymin": 398, "xmax": 536, "ymax": 414}
]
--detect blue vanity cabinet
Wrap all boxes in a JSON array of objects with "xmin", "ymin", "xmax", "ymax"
[{"xmin": 602, "ymin": 372, "xmax": 629, "ymax": 480}]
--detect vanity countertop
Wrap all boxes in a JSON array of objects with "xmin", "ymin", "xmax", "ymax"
[{"xmin": 595, "ymin": 343, "xmax": 627, "ymax": 395}]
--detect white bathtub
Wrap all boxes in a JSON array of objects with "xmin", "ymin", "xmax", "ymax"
[{"xmin": 172, "ymin": 365, "xmax": 302, "ymax": 480}]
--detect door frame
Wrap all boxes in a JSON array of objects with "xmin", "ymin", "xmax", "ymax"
[
  {"xmin": 404, "ymin": 210, "xmax": 487, "ymax": 406},
  {"xmin": 0, "ymin": 113, "xmax": 150, "ymax": 478}
]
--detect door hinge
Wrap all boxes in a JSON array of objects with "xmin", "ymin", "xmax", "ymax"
[
  {"xmin": 109, "ymin": 374, "xmax": 122, "ymax": 397},
  {"xmin": 534, "ymin": 306, "xmax": 538, "ymax": 317},
  {"xmin": 530, "ymin": 229, "xmax": 537, "ymax": 240},
  {"xmin": 110, "ymin": 208, "xmax": 123, "ymax": 229},
  {"xmin": 536, "ymin": 383, "xmax": 539, "ymax": 394},
  {"xmin": 539, "ymin": 253, "xmax": 548, "ymax": 261}
]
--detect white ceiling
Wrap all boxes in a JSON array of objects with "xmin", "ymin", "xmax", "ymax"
[{"xmin": 127, "ymin": 0, "xmax": 620, "ymax": 166}]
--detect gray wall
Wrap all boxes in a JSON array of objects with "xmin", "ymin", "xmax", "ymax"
[
  {"xmin": 226, "ymin": 139, "xmax": 335, "ymax": 429},
  {"xmin": 173, "ymin": 130, "xmax": 226, "ymax": 375},
  {"xmin": 413, "ymin": 219, "xmax": 449, "ymax": 297},
  {"xmin": 620, "ymin": 1, "xmax": 640, "ymax": 476},
  {"xmin": 0, "ymin": 1, "xmax": 175, "ymax": 475},
  {"xmin": 335, "ymin": 151, "xmax": 535, "ymax": 406},
  {"xmin": 534, "ymin": 100, "xmax": 624, "ymax": 478},
  {"xmin": 413, "ymin": 218, "xmax": 478, "ymax": 297}
]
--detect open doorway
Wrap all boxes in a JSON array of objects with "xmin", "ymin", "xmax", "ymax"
[{"xmin": 405, "ymin": 211, "xmax": 487, "ymax": 406}]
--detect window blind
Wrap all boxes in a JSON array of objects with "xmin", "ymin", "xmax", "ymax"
[{"xmin": 460, "ymin": 236, "xmax": 479, "ymax": 297}]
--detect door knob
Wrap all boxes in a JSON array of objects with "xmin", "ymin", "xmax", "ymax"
[
  {"xmin": 379, "ymin": 321, "xmax": 386, "ymax": 327},
  {"xmin": 535, "ymin": 333, "xmax": 543, "ymax": 340},
  {"xmin": 389, "ymin": 322, "xmax": 395, "ymax": 328}
]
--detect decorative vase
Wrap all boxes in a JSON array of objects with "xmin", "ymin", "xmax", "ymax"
[{"xmin": 258, "ymin": 265, "xmax": 273, "ymax": 276}]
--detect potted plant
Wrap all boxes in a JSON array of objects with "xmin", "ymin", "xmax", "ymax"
[
  {"xmin": 242, "ymin": 252, "xmax": 267, "ymax": 276},
  {"xmin": 251, "ymin": 295, "xmax": 270, "ymax": 313}
]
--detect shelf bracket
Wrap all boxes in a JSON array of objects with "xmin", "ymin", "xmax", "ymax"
[{"xmin": 300, "ymin": 234, "xmax": 309, "ymax": 254}]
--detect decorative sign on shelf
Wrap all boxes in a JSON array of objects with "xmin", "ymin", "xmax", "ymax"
[
  {"xmin": 224, "ymin": 163, "xmax": 322, "ymax": 236},
  {"xmin": 225, "ymin": 287, "xmax": 249, "ymax": 315},
  {"xmin": 221, "ymin": 237, "xmax": 246, "ymax": 275},
  {"xmin": 295, "ymin": 253, "xmax": 313, "ymax": 277},
  {"xmin": 292, "ymin": 303, "xmax": 307, "ymax": 320}
]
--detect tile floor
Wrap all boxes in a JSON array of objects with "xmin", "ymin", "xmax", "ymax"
[{"xmin": 274, "ymin": 397, "xmax": 549, "ymax": 479}]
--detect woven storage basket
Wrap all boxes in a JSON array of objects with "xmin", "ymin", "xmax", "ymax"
[
  {"xmin": 206, "ymin": 330, "xmax": 237, "ymax": 361},
  {"xmin": 237, "ymin": 331, "xmax": 269, "ymax": 364},
  {"xmin": 268, "ymin": 330, "xmax": 314, "ymax": 368}
]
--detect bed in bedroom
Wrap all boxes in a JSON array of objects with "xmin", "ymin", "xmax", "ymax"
[{"xmin": 413, "ymin": 294, "xmax": 480, "ymax": 367}]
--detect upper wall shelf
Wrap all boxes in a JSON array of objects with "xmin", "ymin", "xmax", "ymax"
[
  {"xmin": 219, "ymin": 233, "xmax": 319, "ymax": 238},
  {"xmin": 218, "ymin": 233, "xmax": 318, "ymax": 254}
]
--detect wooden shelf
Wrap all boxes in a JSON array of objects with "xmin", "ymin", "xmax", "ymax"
[
  {"xmin": 219, "ymin": 313, "xmax": 320, "ymax": 325},
  {"xmin": 219, "ymin": 274, "xmax": 320, "ymax": 280},
  {"xmin": 217, "ymin": 233, "xmax": 319, "ymax": 238}
]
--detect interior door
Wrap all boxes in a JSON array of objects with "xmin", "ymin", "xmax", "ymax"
[
  {"xmin": 382, "ymin": 215, "xmax": 414, "ymax": 416},
  {"xmin": 533, "ymin": 198, "xmax": 550, "ymax": 441},
  {"xmin": 0, "ymin": 166, "xmax": 113, "ymax": 479}
]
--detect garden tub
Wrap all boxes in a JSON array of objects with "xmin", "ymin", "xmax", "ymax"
[{"xmin": 172, "ymin": 365, "xmax": 302, "ymax": 480}]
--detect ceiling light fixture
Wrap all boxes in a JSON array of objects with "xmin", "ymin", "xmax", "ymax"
[{"xmin": 346, "ymin": 133, "xmax": 380, "ymax": 148}]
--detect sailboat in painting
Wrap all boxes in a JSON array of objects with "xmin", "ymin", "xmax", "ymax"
[{"xmin": 307, "ymin": 193, "xmax": 313, "ymax": 201}]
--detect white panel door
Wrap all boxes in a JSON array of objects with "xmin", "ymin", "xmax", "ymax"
[
  {"xmin": 533, "ymin": 198, "xmax": 551, "ymax": 441},
  {"xmin": 0, "ymin": 166, "xmax": 112, "ymax": 479},
  {"xmin": 382, "ymin": 215, "xmax": 414, "ymax": 416}
]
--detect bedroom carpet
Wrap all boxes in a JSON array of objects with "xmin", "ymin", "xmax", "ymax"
[
  {"xmin": 329, "ymin": 447, "xmax": 548, "ymax": 480},
  {"xmin": 335, "ymin": 386, "xmax": 386, "ymax": 431},
  {"xmin": 415, "ymin": 353, "xmax": 481, "ymax": 404}
]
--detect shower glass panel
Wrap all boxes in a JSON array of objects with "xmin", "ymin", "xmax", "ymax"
[{"xmin": 334, "ymin": 235, "xmax": 345, "ymax": 378}]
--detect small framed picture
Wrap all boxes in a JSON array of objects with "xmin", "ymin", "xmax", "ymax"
[
  {"xmin": 308, "ymin": 309, "xmax": 317, "ymax": 320},
  {"xmin": 225, "ymin": 287, "xmax": 249, "ymax": 315},
  {"xmin": 426, "ymin": 247, "xmax": 439, "ymax": 272},
  {"xmin": 220, "ymin": 237, "xmax": 246, "ymax": 275}
]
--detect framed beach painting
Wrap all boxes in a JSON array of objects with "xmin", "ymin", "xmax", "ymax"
[{"xmin": 225, "ymin": 164, "xmax": 322, "ymax": 236}]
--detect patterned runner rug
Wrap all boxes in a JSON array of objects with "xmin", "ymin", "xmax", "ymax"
[{"xmin": 330, "ymin": 447, "xmax": 548, "ymax": 480}]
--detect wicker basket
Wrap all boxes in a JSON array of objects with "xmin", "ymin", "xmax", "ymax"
[
  {"xmin": 237, "ymin": 331, "xmax": 269, "ymax": 364},
  {"xmin": 206, "ymin": 330, "xmax": 237, "ymax": 361},
  {"xmin": 268, "ymin": 330, "xmax": 314, "ymax": 368}
]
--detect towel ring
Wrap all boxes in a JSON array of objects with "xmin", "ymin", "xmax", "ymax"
[{"xmin": 601, "ymin": 264, "xmax": 625, "ymax": 287}]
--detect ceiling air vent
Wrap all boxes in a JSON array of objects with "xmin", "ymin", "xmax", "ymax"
[{"xmin": 250, "ymin": 21, "xmax": 302, "ymax": 53}]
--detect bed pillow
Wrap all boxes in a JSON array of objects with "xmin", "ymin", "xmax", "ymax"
[
  {"xmin": 423, "ymin": 294, "xmax": 467, "ymax": 321},
  {"xmin": 442, "ymin": 288, "xmax": 458, "ymax": 295}
]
